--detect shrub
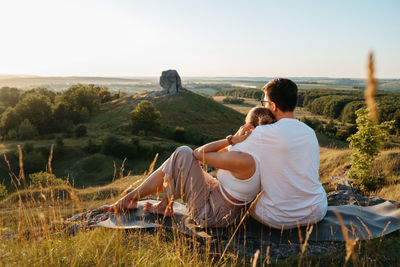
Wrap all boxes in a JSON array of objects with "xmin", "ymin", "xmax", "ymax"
[
  {"xmin": 0, "ymin": 184, "xmax": 8, "ymax": 200},
  {"xmin": 29, "ymin": 171, "xmax": 67, "ymax": 188},
  {"xmin": 172, "ymin": 126, "xmax": 185, "ymax": 142},
  {"xmin": 347, "ymin": 108, "xmax": 394, "ymax": 191},
  {"xmin": 300, "ymin": 117, "xmax": 324, "ymax": 132},
  {"xmin": 324, "ymin": 120, "xmax": 337, "ymax": 137},
  {"xmin": 75, "ymin": 124, "xmax": 87, "ymax": 137},
  {"xmin": 23, "ymin": 151, "xmax": 47, "ymax": 174},
  {"xmin": 6, "ymin": 129, "xmax": 17, "ymax": 140},
  {"xmin": 336, "ymin": 125, "xmax": 357, "ymax": 141},
  {"xmin": 18, "ymin": 119, "xmax": 39, "ymax": 140},
  {"xmin": 222, "ymin": 97, "xmax": 245, "ymax": 104},
  {"xmin": 101, "ymin": 135, "xmax": 138, "ymax": 159},
  {"xmin": 23, "ymin": 142, "xmax": 34, "ymax": 154}
]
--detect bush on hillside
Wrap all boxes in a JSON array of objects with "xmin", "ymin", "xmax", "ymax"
[
  {"xmin": 0, "ymin": 107, "xmax": 19, "ymax": 137},
  {"xmin": 300, "ymin": 117, "xmax": 324, "ymax": 132},
  {"xmin": 347, "ymin": 108, "xmax": 394, "ymax": 191},
  {"xmin": 6, "ymin": 129, "xmax": 17, "ymax": 140},
  {"xmin": 0, "ymin": 184, "xmax": 8, "ymax": 200},
  {"xmin": 222, "ymin": 97, "xmax": 245, "ymax": 104},
  {"xmin": 172, "ymin": 126, "xmax": 185, "ymax": 142},
  {"xmin": 336, "ymin": 125, "xmax": 357, "ymax": 141},
  {"xmin": 23, "ymin": 150, "xmax": 47, "ymax": 175},
  {"xmin": 101, "ymin": 135, "xmax": 138, "ymax": 159},
  {"xmin": 324, "ymin": 120, "xmax": 337, "ymax": 137},
  {"xmin": 18, "ymin": 119, "xmax": 39, "ymax": 140},
  {"xmin": 29, "ymin": 172, "xmax": 67, "ymax": 188}
]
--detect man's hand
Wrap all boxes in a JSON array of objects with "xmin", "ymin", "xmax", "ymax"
[{"xmin": 232, "ymin": 123, "xmax": 254, "ymax": 145}]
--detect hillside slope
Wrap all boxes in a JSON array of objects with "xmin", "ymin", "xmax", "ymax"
[{"xmin": 91, "ymin": 90, "xmax": 245, "ymax": 140}]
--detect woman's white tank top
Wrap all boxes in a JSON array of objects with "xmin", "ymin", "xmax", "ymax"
[{"xmin": 217, "ymin": 154, "xmax": 260, "ymax": 205}]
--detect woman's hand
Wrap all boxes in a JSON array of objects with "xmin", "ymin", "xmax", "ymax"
[{"xmin": 231, "ymin": 123, "xmax": 254, "ymax": 145}]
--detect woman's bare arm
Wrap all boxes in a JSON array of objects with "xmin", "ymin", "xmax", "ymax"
[{"xmin": 193, "ymin": 123, "xmax": 255, "ymax": 180}]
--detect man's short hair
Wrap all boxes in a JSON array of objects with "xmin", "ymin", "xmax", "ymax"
[{"xmin": 262, "ymin": 78, "xmax": 298, "ymax": 112}]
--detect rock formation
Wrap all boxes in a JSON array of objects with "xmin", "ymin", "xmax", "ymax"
[{"xmin": 159, "ymin": 70, "xmax": 185, "ymax": 94}]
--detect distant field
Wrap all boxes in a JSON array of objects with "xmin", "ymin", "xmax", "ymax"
[{"xmin": 2, "ymin": 75, "xmax": 399, "ymax": 95}]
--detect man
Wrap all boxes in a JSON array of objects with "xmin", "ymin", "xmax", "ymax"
[{"xmin": 230, "ymin": 78, "xmax": 327, "ymax": 229}]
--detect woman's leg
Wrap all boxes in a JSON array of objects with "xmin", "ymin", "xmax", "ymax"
[
  {"xmin": 101, "ymin": 163, "xmax": 167, "ymax": 212},
  {"xmin": 143, "ymin": 193, "xmax": 174, "ymax": 216},
  {"xmin": 102, "ymin": 146, "xmax": 211, "ymax": 221}
]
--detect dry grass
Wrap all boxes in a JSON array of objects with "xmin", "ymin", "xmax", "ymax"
[
  {"xmin": 372, "ymin": 149, "xmax": 400, "ymax": 181},
  {"xmin": 319, "ymin": 147, "xmax": 352, "ymax": 181},
  {"xmin": 377, "ymin": 183, "xmax": 400, "ymax": 202},
  {"xmin": 1, "ymin": 145, "xmax": 400, "ymax": 266}
]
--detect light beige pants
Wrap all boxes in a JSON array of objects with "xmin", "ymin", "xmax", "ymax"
[{"xmin": 162, "ymin": 146, "xmax": 243, "ymax": 227}]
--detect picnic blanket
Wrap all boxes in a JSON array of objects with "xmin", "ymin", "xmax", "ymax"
[{"xmin": 97, "ymin": 199, "xmax": 400, "ymax": 243}]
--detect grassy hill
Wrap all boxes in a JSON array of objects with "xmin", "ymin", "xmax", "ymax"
[
  {"xmin": 0, "ymin": 90, "xmax": 245, "ymax": 189},
  {"xmin": 91, "ymin": 90, "xmax": 245, "ymax": 140}
]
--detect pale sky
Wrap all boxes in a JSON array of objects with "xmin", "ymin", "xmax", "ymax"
[{"xmin": 0, "ymin": 0, "xmax": 399, "ymax": 78}]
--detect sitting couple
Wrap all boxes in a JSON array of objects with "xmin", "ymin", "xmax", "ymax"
[{"xmin": 102, "ymin": 78, "xmax": 328, "ymax": 229}]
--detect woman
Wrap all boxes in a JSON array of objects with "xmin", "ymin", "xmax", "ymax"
[{"xmin": 102, "ymin": 107, "xmax": 274, "ymax": 227}]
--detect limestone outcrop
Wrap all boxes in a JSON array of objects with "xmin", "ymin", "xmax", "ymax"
[{"xmin": 159, "ymin": 70, "xmax": 185, "ymax": 94}]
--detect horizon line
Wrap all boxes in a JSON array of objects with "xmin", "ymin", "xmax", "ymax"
[{"xmin": 1, "ymin": 73, "xmax": 400, "ymax": 80}]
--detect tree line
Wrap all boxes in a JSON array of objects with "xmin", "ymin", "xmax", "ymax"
[
  {"xmin": 299, "ymin": 90, "xmax": 400, "ymax": 134},
  {"xmin": 0, "ymin": 84, "xmax": 124, "ymax": 140},
  {"xmin": 215, "ymin": 88, "xmax": 400, "ymax": 135}
]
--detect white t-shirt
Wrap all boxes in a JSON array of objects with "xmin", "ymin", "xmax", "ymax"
[{"xmin": 230, "ymin": 118, "xmax": 327, "ymax": 229}]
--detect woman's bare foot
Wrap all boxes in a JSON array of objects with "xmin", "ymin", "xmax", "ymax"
[
  {"xmin": 101, "ymin": 198, "xmax": 138, "ymax": 212},
  {"xmin": 143, "ymin": 198, "xmax": 174, "ymax": 217}
]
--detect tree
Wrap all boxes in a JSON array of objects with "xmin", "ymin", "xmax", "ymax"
[
  {"xmin": 347, "ymin": 108, "xmax": 394, "ymax": 191},
  {"xmin": 59, "ymin": 84, "xmax": 101, "ymax": 123},
  {"xmin": 20, "ymin": 87, "xmax": 56, "ymax": 104},
  {"xmin": 0, "ymin": 107, "xmax": 20, "ymax": 136},
  {"xmin": 0, "ymin": 87, "xmax": 21, "ymax": 107},
  {"xmin": 14, "ymin": 94, "xmax": 53, "ymax": 134},
  {"xmin": 130, "ymin": 100, "xmax": 161, "ymax": 135},
  {"xmin": 18, "ymin": 119, "xmax": 38, "ymax": 140},
  {"xmin": 341, "ymin": 101, "xmax": 365, "ymax": 123}
]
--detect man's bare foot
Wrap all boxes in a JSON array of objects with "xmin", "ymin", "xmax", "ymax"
[
  {"xmin": 101, "ymin": 199, "xmax": 138, "ymax": 212},
  {"xmin": 143, "ymin": 200, "xmax": 174, "ymax": 217}
]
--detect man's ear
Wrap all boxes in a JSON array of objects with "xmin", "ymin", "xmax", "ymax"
[{"xmin": 272, "ymin": 102, "xmax": 278, "ymax": 112}]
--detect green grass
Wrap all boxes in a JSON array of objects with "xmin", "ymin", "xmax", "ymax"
[{"xmin": 151, "ymin": 91, "xmax": 245, "ymax": 140}]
